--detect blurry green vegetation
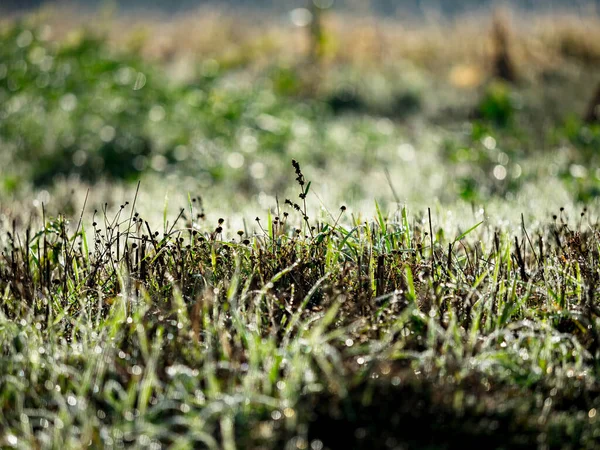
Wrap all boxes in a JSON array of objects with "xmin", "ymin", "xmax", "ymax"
[
  {"xmin": 476, "ymin": 81, "xmax": 518, "ymax": 127},
  {"xmin": 1, "ymin": 19, "xmax": 600, "ymax": 205},
  {"xmin": 0, "ymin": 23, "xmax": 327, "ymax": 188},
  {"xmin": 442, "ymin": 122, "xmax": 527, "ymax": 201},
  {"xmin": 0, "ymin": 22, "xmax": 420, "ymax": 205},
  {"xmin": 554, "ymin": 118, "xmax": 600, "ymax": 202},
  {"xmin": 0, "ymin": 24, "xmax": 155, "ymax": 184}
]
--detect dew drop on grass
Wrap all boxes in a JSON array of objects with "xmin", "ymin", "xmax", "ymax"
[
  {"xmin": 133, "ymin": 72, "xmax": 147, "ymax": 91},
  {"xmin": 59, "ymin": 93, "xmax": 77, "ymax": 112},
  {"xmin": 250, "ymin": 162, "xmax": 266, "ymax": 179},
  {"xmin": 295, "ymin": 438, "xmax": 308, "ymax": 449},
  {"xmin": 493, "ymin": 165, "xmax": 507, "ymax": 181},
  {"xmin": 149, "ymin": 105, "xmax": 166, "ymax": 122},
  {"xmin": 497, "ymin": 152, "xmax": 509, "ymax": 165},
  {"xmin": 28, "ymin": 46, "xmax": 46, "ymax": 65},
  {"xmin": 512, "ymin": 164, "xmax": 522, "ymax": 179},
  {"xmin": 290, "ymin": 8, "xmax": 312, "ymax": 27},
  {"xmin": 16, "ymin": 30, "xmax": 33, "ymax": 48},
  {"xmin": 151, "ymin": 155, "xmax": 168, "ymax": 172},
  {"xmin": 311, "ymin": 440, "xmax": 324, "ymax": 450},
  {"xmin": 570, "ymin": 164, "xmax": 587, "ymax": 179},
  {"xmin": 482, "ymin": 136, "xmax": 497, "ymax": 150},
  {"xmin": 398, "ymin": 143, "xmax": 415, "ymax": 162},
  {"xmin": 380, "ymin": 363, "xmax": 391, "ymax": 375},
  {"xmin": 116, "ymin": 66, "xmax": 135, "ymax": 85},
  {"xmin": 174, "ymin": 145, "xmax": 188, "ymax": 161},
  {"xmin": 227, "ymin": 152, "xmax": 244, "ymax": 169},
  {"xmin": 100, "ymin": 126, "xmax": 116, "ymax": 143},
  {"xmin": 519, "ymin": 348, "xmax": 529, "ymax": 361}
]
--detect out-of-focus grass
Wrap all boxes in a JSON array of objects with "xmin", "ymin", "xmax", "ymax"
[{"xmin": 1, "ymin": 7, "xmax": 600, "ymax": 234}]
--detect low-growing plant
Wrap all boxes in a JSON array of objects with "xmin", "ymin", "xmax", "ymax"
[{"xmin": 2, "ymin": 162, "xmax": 600, "ymax": 448}]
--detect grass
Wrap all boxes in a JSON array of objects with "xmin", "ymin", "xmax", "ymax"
[
  {"xmin": 3, "ymin": 9, "xmax": 600, "ymax": 212},
  {"xmin": 3, "ymin": 162, "xmax": 600, "ymax": 448},
  {"xmin": 2, "ymin": 5, "xmax": 600, "ymax": 449}
]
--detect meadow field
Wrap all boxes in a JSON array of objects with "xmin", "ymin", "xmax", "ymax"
[{"xmin": 2, "ymin": 3, "xmax": 600, "ymax": 448}]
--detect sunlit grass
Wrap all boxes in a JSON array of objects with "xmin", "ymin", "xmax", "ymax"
[
  {"xmin": 2, "ymin": 5, "xmax": 600, "ymax": 448},
  {"xmin": 2, "ymin": 162, "xmax": 600, "ymax": 448}
]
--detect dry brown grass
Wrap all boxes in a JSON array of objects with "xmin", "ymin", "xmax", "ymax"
[{"xmin": 4, "ymin": 4, "xmax": 600, "ymax": 85}]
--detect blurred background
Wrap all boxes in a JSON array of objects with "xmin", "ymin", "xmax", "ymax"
[
  {"xmin": 1, "ymin": 0, "xmax": 600, "ymax": 227},
  {"xmin": 3, "ymin": 0, "xmax": 600, "ymax": 15}
]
